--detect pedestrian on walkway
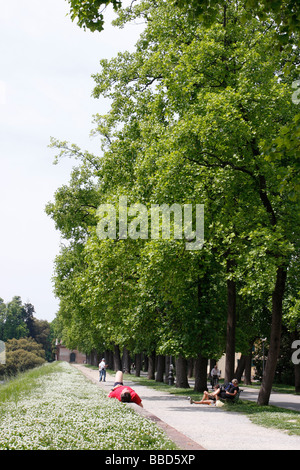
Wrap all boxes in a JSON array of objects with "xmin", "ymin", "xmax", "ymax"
[
  {"xmin": 108, "ymin": 370, "xmax": 143, "ymax": 407},
  {"xmin": 210, "ymin": 365, "xmax": 221, "ymax": 387},
  {"xmin": 99, "ymin": 358, "xmax": 107, "ymax": 382}
]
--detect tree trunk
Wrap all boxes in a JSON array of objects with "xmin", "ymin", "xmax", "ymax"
[
  {"xmin": 122, "ymin": 347, "xmax": 131, "ymax": 373},
  {"xmin": 164, "ymin": 356, "xmax": 171, "ymax": 384},
  {"xmin": 194, "ymin": 354, "xmax": 208, "ymax": 392},
  {"xmin": 244, "ymin": 353, "xmax": 252, "ymax": 385},
  {"xmin": 187, "ymin": 358, "xmax": 194, "ymax": 378},
  {"xmin": 147, "ymin": 351, "xmax": 156, "ymax": 380},
  {"xmin": 175, "ymin": 355, "xmax": 190, "ymax": 388},
  {"xmin": 235, "ymin": 345, "xmax": 253, "ymax": 385},
  {"xmin": 257, "ymin": 266, "xmax": 287, "ymax": 405},
  {"xmin": 143, "ymin": 354, "xmax": 148, "ymax": 372},
  {"xmin": 106, "ymin": 349, "xmax": 114, "ymax": 370},
  {"xmin": 113, "ymin": 344, "xmax": 122, "ymax": 371},
  {"xmin": 90, "ymin": 349, "xmax": 98, "ymax": 366},
  {"xmin": 225, "ymin": 259, "xmax": 236, "ymax": 383},
  {"xmin": 135, "ymin": 353, "xmax": 141, "ymax": 377},
  {"xmin": 235, "ymin": 354, "xmax": 245, "ymax": 382},
  {"xmin": 155, "ymin": 355, "xmax": 165, "ymax": 382}
]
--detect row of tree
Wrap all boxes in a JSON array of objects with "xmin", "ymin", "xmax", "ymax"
[
  {"xmin": 48, "ymin": 0, "xmax": 300, "ymax": 404},
  {"xmin": 0, "ymin": 296, "xmax": 54, "ymax": 362}
]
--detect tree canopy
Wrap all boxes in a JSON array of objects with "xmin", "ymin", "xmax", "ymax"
[
  {"xmin": 66, "ymin": 0, "xmax": 300, "ymax": 36},
  {"xmin": 50, "ymin": 0, "xmax": 300, "ymax": 403}
]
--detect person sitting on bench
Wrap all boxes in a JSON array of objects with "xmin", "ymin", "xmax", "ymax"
[
  {"xmin": 108, "ymin": 370, "xmax": 143, "ymax": 407},
  {"xmin": 190, "ymin": 379, "xmax": 239, "ymax": 405},
  {"xmin": 217, "ymin": 379, "xmax": 239, "ymax": 401}
]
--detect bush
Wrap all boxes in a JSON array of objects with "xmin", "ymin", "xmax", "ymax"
[{"xmin": 0, "ymin": 338, "xmax": 46, "ymax": 378}]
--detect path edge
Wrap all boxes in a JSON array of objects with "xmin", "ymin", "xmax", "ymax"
[{"xmin": 73, "ymin": 364, "xmax": 206, "ymax": 451}]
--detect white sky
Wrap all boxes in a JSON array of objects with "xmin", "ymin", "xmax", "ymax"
[{"xmin": 0, "ymin": 0, "xmax": 144, "ymax": 322}]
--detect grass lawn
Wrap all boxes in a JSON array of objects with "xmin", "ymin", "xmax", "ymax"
[
  {"xmin": 0, "ymin": 362, "xmax": 178, "ymax": 450},
  {"xmin": 224, "ymin": 399, "xmax": 300, "ymax": 436}
]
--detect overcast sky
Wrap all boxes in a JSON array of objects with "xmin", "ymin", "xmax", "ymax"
[{"xmin": 0, "ymin": 0, "xmax": 144, "ymax": 322}]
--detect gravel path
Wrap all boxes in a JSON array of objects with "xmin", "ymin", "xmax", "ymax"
[{"xmin": 74, "ymin": 364, "xmax": 300, "ymax": 451}]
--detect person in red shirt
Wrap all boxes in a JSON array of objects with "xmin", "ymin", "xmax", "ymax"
[{"xmin": 108, "ymin": 371, "xmax": 143, "ymax": 407}]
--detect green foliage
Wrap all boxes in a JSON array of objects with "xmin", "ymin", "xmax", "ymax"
[
  {"xmin": 0, "ymin": 338, "xmax": 46, "ymax": 378},
  {"xmin": 0, "ymin": 297, "xmax": 55, "ymax": 362},
  {"xmin": 1, "ymin": 296, "xmax": 29, "ymax": 341},
  {"xmin": 66, "ymin": 0, "xmax": 300, "ymax": 37},
  {"xmin": 0, "ymin": 362, "xmax": 61, "ymax": 405},
  {"xmin": 48, "ymin": 1, "xmax": 299, "ymax": 390},
  {"xmin": 67, "ymin": 0, "xmax": 121, "ymax": 32},
  {"xmin": 173, "ymin": 0, "xmax": 300, "ymax": 37},
  {"xmin": 283, "ymin": 251, "xmax": 300, "ymax": 333}
]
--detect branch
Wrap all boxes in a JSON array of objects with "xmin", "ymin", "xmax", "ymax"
[
  {"xmin": 185, "ymin": 147, "xmax": 277, "ymax": 227},
  {"xmin": 184, "ymin": 151, "xmax": 256, "ymax": 180}
]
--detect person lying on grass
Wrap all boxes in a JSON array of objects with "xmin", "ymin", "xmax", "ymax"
[{"xmin": 108, "ymin": 370, "xmax": 143, "ymax": 407}]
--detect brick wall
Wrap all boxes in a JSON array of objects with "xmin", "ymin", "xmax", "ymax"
[{"xmin": 56, "ymin": 344, "xmax": 86, "ymax": 364}]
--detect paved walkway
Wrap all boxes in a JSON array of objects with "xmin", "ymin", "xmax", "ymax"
[{"xmin": 73, "ymin": 365, "xmax": 300, "ymax": 451}]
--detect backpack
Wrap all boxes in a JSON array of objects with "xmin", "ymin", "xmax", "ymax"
[{"xmin": 222, "ymin": 382, "xmax": 233, "ymax": 392}]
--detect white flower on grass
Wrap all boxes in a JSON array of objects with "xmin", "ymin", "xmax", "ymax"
[{"xmin": 0, "ymin": 362, "xmax": 176, "ymax": 450}]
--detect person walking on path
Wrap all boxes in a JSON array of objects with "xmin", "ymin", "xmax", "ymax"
[
  {"xmin": 99, "ymin": 358, "xmax": 107, "ymax": 382},
  {"xmin": 210, "ymin": 365, "xmax": 221, "ymax": 387},
  {"xmin": 108, "ymin": 370, "xmax": 143, "ymax": 407}
]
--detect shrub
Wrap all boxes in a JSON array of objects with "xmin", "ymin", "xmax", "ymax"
[{"xmin": 0, "ymin": 338, "xmax": 46, "ymax": 378}]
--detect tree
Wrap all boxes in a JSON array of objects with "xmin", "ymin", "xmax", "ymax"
[
  {"xmin": 174, "ymin": 0, "xmax": 300, "ymax": 37},
  {"xmin": 0, "ymin": 338, "xmax": 45, "ymax": 377},
  {"xmin": 66, "ymin": 0, "xmax": 121, "ymax": 32},
  {"xmin": 1, "ymin": 296, "xmax": 29, "ymax": 341},
  {"xmin": 0, "ymin": 296, "xmax": 54, "ymax": 361},
  {"xmin": 50, "ymin": 0, "xmax": 299, "ymax": 400},
  {"xmin": 66, "ymin": 0, "xmax": 300, "ymax": 37},
  {"xmin": 31, "ymin": 319, "xmax": 53, "ymax": 361},
  {"xmin": 92, "ymin": 1, "xmax": 299, "ymax": 400},
  {"xmin": 23, "ymin": 302, "xmax": 36, "ymax": 338}
]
